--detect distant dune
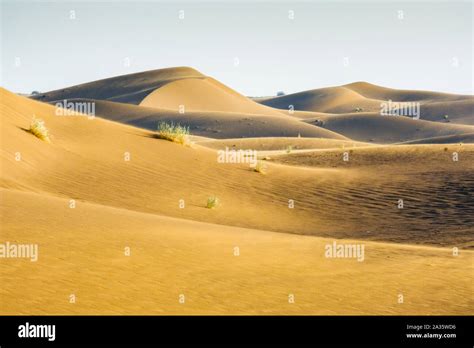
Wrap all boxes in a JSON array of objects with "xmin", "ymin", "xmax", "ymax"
[
  {"xmin": 344, "ymin": 81, "xmax": 471, "ymax": 102},
  {"xmin": 258, "ymin": 82, "xmax": 474, "ymax": 126},
  {"xmin": 31, "ymin": 68, "xmax": 474, "ymax": 143},
  {"xmin": 258, "ymin": 86, "xmax": 382, "ymax": 114},
  {"xmin": 31, "ymin": 66, "xmax": 205, "ymax": 104},
  {"xmin": 303, "ymin": 112, "xmax": 474, "ymax": 144},
  {"xmin": 32, "ymin": 66, "xmax": 284, "ymax": 116},
  {"xmin": 416, "ymin": 99, "xmax": 474, "ymax": 125}
]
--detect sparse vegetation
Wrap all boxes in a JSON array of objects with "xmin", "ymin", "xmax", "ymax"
[
  {"xmin": 286, "ymin": 145, "xmax": 292, "ymax": 154},
  {"xmin": 156, "ymin": 121, "xmax": 190, "ymax": 145},
  {"xmin": 206, "ymin": 196, "xmax": 219, "ymax": 209},
  {"xmin": 253, "ymin": 160, "xmax": 267, "ymax": 174},
  {"xmin": 29, "ymin": 117, "xmax": 50, "ymax": 142}
]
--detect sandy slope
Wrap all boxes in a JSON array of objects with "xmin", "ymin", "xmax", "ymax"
[
  {"xmin": 197, "ymin": 137, "xmax": 372, "ymax": 151},
  {"xmin": 1, "ymin": 87, "xmax": 473, "ymax": 314},
  {"xmin": 304, "ymin": 113, "xmax": 474, "ymax": 144},
  {"xmin": 267, "ymin": 143, "xmax": 474, "ymax": 248},
  {"xmin": 400, "ymin": 133, "xmax": 474, "ymax": 145},
  {"xmin": 140, "ymin": 76, "xmax": 281, "ymax": 115},
  {"xmin": 1, "ymin": 188, "xmax": 472, "ymax": 315},
  {"xmin": 416, "ymin": 99, "xmax": 474, "ymax": 125}
]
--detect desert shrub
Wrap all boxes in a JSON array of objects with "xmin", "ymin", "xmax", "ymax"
[
  {"xmin": 29, "ymin": 117, "xmax": 50, "ymax": 142},
  {"xmin": 156, "ymin": 121, "xmax": 189, "ymax": 145},
  {"xmin": 206, "ymin": 196, "xmax": 219, "ymax": 209},
  {"xmin": 253, "ymin": 160, "xmax": 267, "ymax": 174}
]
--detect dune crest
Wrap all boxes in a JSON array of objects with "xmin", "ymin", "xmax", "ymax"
[{"xmin": 258, "ymin": 81, "xmax": 474, "ymax": 126}]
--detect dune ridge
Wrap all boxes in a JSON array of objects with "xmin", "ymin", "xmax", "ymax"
[{"xmin": 258, "ymin": 82, "xmax": 474, "ymax": 126}]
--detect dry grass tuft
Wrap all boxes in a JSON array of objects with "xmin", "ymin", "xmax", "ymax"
[
  {"xmin": 206, "ymin": 196, "xmax": 219, "ymax": 209},
  {"xmin": 252, "ymin": 160, "xmax": 267, "ymax": 174},
  {"xmin": 156, "ymin": 121, "xmax": 190, "ymax": 145},
  {"xmin": 29, "ymin": 117, "xmax": 50, "ymax": 142}
]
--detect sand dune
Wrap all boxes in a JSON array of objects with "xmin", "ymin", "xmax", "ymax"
[
  {"xmin": 51, "ymin": 97, "xmax": 346, "ymax": 139},
  {"xmin": 31, "ymin": 67, "xmax": 284, "ymax": 116},
  {"xmin": 267, "ymin": 143, "xmax": 474, "ymax": 248},
  {"xmin": 31, "ymin": 67, "xmax": 204, "ymax": 104},
  {"xmin": 2, "ymin": 88, "xmax": 472, "ymax": 246},
  {"xmin": 258, "ymin": 86, "xmax": 382, "ymax": 114},
  {"xmin": 258, "ymin": 82, "xmax": 474, "ymax": 126},
  {"xmin": 344, "ymin": 81, "xmax": 472, "ymax": 102},
  {"xmin": 140, "ymin": 76, "xmax": 282, "ymax": 115},
  {"xmin": 416, "ymin": 99, "xmax": 474, "ymax": 125},
  {"xmin": 2, "ymin": 69, "xmax": 473, "ymax": 316},
  {"xmin": 1, "ymin": 87, "xmax": 350, "ymax": 239},
  {"xmin": 304, "ymin": 112, "xmax": 474, "ymax": 144}
]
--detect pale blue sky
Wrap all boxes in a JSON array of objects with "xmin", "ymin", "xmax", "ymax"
[{"xmin": 1, "ymin": 0, "xmax": 472, "ymax": 96}]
